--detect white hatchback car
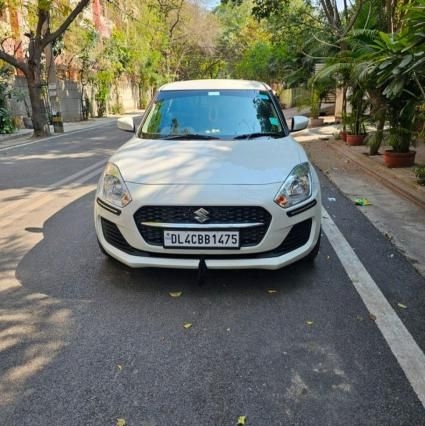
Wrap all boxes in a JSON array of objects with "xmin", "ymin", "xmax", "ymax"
[{"xmin": 95, "ymin": 79, "xmax": 321, "ymax": 270}]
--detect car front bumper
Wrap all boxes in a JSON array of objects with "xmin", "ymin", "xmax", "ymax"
[{"xmin": 94, "ymin": 180, "xmax": 321, "ymax": 270}]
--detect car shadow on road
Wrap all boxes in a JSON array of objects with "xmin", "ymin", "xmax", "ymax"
[{"xmin": 15, "ymin": 191, "xmax": 322, "ymax": 302}]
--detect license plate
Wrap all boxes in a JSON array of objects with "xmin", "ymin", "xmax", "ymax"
[{"xmin": 164, "ymin": 230, "xmax": 239, "ymax": 248}]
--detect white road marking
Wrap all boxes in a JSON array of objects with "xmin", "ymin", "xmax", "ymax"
[{"xmin": 322, "ymin": 207, "xmax": 425, "ymax": 409}]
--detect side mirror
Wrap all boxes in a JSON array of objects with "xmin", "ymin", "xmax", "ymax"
[
  {"xmin": 117, "ymin": 116, "xmax": 135, "ymax": 133},
  {"xmin": 290, "ymin": 116, "xmax": 309, "ymax": 132}
]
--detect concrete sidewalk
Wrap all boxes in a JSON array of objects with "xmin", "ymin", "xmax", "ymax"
[
  {"xmin": 293, "ymin": 119, "xmax": 425, "ymax": 210},
  {"xmin": 294, "ymin": 121, "xmax": 425, "ymax": 278}
]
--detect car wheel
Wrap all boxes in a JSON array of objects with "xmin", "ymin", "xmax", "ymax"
[{"xmin": 304, "ymin": 231, "xmax": 321, "ymax": 262}]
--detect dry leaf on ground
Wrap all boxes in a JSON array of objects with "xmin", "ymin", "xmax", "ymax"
[{"xmin": 183, "ymin": 323, "xmax": 192, "ymax": 329}]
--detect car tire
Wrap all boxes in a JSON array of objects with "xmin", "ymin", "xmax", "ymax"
[{"xmin": 304, "ymin": 231, "xmax": 321, "ymax": 262}]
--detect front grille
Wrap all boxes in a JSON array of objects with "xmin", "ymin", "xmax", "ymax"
[{"xmin": 134, "ymin": 206, "xmax": 272, "ymax": 247}]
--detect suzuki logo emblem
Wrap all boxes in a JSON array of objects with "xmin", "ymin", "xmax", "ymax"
[{"xmin": 194, "ymin": 208, "xmax": 210, "ymax": 223}]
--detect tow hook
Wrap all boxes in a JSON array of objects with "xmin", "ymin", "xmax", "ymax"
[{"xmin": 197, "ymin": 258, "xmax": 207, "ymax": 286}]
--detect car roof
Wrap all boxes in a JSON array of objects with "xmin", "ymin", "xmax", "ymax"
[{"xmin": 159, "ymin": 79, "xmax": 271, "ymax": 92}]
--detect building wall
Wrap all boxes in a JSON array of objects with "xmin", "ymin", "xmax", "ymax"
[
  {"xmin": 58, "ymin": 80, "xmax": 84, "ymax": 121},
  {"xmin": 279, "ymin": 88, "xmax": 310, "ymax": 109},
  {"xmin": 9, "ymin": 75, "xmax": 140, "ymax": 123},
  {"xmin": 111, "ymin": 78, "xmax": 140, "ymax": 112}
]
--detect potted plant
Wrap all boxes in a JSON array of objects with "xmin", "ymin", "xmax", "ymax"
[
  {"xmin": 339, "ymin": 111, "xmax": 349, "ymax": 141},
  {"xmin": 346, "ymin": 84, "xmax": 368, "ymax": 146},
  {"xmin": 346, "ymin": 113, "xmax": 367, "ymax": 145},
  {"xmin": 361, "ymin": 11, "xmax": 424, "ymax": 166},
  {"xmin": 307, "ymin": 72, "xmax": 335, "ymax": 128},
  {"xmin": 415, "ymin": 165, "xmax": 425, "ymax": 185},
  {"xmin": 308, "ymin": 89, "xmax": 324, "ymax": 127},
  {"xmin": 383, "ymin": 102, "xmax": 417, "ymax": 168}
]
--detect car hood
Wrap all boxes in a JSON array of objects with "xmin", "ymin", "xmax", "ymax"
[{"xmin": 111, "ymin": 137, "xmax": 306, "ymax": 185}]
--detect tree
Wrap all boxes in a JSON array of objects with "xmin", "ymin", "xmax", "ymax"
[
  {"xmin": 315, "ymin": 0, "xmax": 424, "ymax": 154},
  {"xmin": 0, "ymin": 0, "xmax": 90, "ymax": 136},
  {"xmin": 358, "ymin": 4, "xmax": 425, "ymax": 153},
  {"xmin": 215, "ymin": 0, "xmax": 271, "ymax": 77}
]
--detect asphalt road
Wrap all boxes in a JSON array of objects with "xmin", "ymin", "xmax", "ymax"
[{"xmin": 1, "ymin": 123, "xmax": 424, "ymax": 425}]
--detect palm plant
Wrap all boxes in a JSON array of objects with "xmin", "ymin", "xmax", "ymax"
[{"xmin": 361, "ymin": 5, "xmax": 425, "ymax": 153}]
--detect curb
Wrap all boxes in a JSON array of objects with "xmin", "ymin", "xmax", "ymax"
[
  {"xmin": 0, "ymin": 129, "xmax": 33, "ymax": 143},
  {"xmin": 0, "ymin": 118, "xmax": 117, "ymax": 151}
]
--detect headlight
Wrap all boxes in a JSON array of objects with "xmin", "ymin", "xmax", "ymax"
[
  {"xmin": 274, "ymin": 162, "xmax": 312, "ymax": 209},
  {"xmin": 98, "ymin": 162, "xmax": 132, "ymax": 208}
]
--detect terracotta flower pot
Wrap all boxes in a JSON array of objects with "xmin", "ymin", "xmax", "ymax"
[
  {"xmin": 309, "ymin": 118, "xmax": 324, "ymax": 128},
  {"xmin": 346, "ymin": 134, "xmax": 366, "ymax": 146},
  {"xmin": 383, "ymin": 150, "xmax": 416, "ymax": 168},
  {"xmin": 339, "ymin": 131, "xmax": 348, "ymax": 142}
]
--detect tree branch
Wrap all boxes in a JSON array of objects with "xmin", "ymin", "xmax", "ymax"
[
  {"xmin": 342, "ymin": 0, "xmax": 364, "ymax": 37},
  {"xmin": 0, "ymin": 49, "xmax": 28, "ymax": 75},
  {"xmin": 320, "ymin": 0, "xmax": 338, "ymax": 33},
  {"xmin": 13, "ymin": 40, "xmax": 22, "ymax": 56},
  {"xmin": 168, "ymin": 0, "xmax": 185, "ymax": 42},
  {"xmin": 36, "ymin": 6, "xmax": 49, "ymax": 39},
  {"xmin": 42, "ymin": 0, "xmax": 90, "ymax": 49}
]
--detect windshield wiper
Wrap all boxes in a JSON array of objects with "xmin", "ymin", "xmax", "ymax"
[
  {"xmin": 163, "ymin": 134, "xmax": 220, "ymax": 140},
  {"xmin": 233, "ymin": 132, "xmax": 283, "ymax": 140}
]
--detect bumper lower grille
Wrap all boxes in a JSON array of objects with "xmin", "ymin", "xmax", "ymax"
[
  {"xmin": 267, "ymin": 218, "xmax": 312, "ymax": 256},
  {"xmin": 100, "ymin": 217, "xmax": 312, "ymax": 260},
  {"xmin": 134, "ymin": 205, "xmax": 272, "ymax": 247},
  {"xmin": 101, "ymin": 218, "xmax": 138, "ymax": 255}
]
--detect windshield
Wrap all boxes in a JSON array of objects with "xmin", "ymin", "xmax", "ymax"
[{"xmin": 139, "ymin": 89, "xmax": 285, "ymax": 140}]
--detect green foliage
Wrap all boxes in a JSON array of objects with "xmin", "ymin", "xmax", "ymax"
[
  {"xmin": 0, "ymin": 62, "xmax": 15, "ymax": 134},
  {"xmin": 415, "ymin": 165, "xmax": 425, "ymax": 184},
  {"xmin": 93, "ymin": 69, "xmax": 113, "ymax": 117},
  {"xmin": 0, "ymin": 107, "xmax": 15, "ymax": 134},
  {"xmin": 110, "ymin": 103, "xmax": 123, "ymax": 115},
  {"xmin": 215, "ymin": 0, "xmax": 269, "ymax": 77},
  {"xmin": 355, "ymin": 5, "xmax": 425, "ymax": 152},
  {"xmin": 234, "ymin": 41, "xmax": 274, "ymax": 80},
  {"xmin": 252, "ymin": 0, "xmax": 289, "ymax": 21},
  {"xmin": 347, "ymin": 84, "xmax": 368, "ymax": 134}
]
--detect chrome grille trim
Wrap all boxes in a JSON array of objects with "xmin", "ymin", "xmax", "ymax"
[{"xmin": 140, "ymin": 222, "xmax": 264, "ymax": 229}]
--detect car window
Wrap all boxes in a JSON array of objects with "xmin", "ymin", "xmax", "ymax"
[{"xmin": 139, "ymin": 89, "xmax": 285, "ymax": 139}]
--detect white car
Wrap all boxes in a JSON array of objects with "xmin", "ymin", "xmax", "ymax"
[{"xmin": 95, "ymin": 79, "xmax": 321, "ymax": 271}]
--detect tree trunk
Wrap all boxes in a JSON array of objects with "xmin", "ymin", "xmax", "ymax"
[
  {"xmin": 27, "ymin": 75, "xmax": 50, "ymax": 136},
  {"xmin": 0, "ymin": 0, "xmax": 90, "ymax": 137},
  {"xmin": 26, "ymin": 36, "xmax": 50, "ymax": 137},
  {"xmin": 369, "ymin": 114, "xmax": 386, "ymax": 156},
  {"xmin": 368, "ymin": 90, "xmax": 387, "ymax": 155}
]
